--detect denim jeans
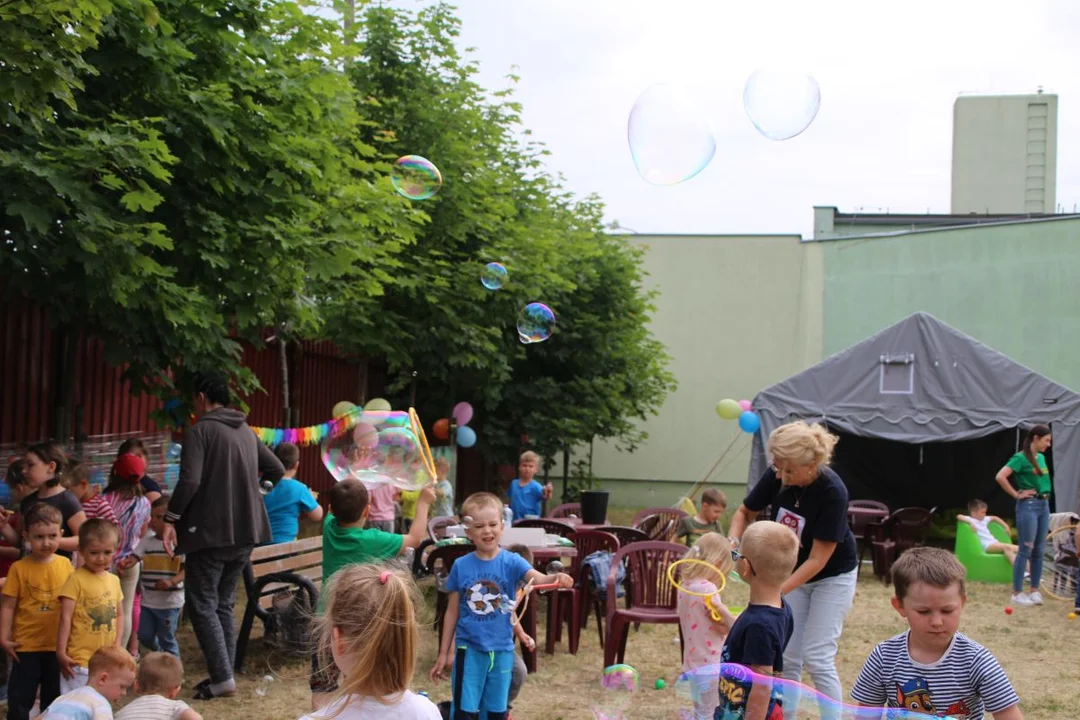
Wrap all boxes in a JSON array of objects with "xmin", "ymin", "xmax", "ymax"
[
  {"xmin": 1013, "ymin": 498, "xmax": 1050, "ymax": 592},
  {"xmin": 139, "ymin": 605, "xmax": 182, "ymax": 656},
  {"xmin": 185, "ymin": 544, "xmax": 252, "ymax": 684},
  {"xmin": 781, "ymin": 568, "xmax": 857, "ymax": 705}
]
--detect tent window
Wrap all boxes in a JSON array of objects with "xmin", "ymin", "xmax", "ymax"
[{"xmin": 879, "ymin": 354, "xmax": 914, "ymax": 394}]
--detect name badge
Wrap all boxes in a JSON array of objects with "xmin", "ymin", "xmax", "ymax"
[{"xmin": 775, "ymin": 507, "xmax": 807, "ymax": 543}]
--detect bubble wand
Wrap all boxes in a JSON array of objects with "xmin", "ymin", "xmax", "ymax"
[{"xmin": 667, "ymin": 558, "xmax": 728, "ymax": 622}]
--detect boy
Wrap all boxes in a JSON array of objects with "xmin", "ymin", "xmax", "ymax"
[
  {"xmin": 263, "ymin": 443, "xmax": 323, "ymax": 545},
  {"xmin": 310, "ymin": 478, "xmax": 436, "ymax": 708},
  {"xmin": 64, "ymin": 462, "xmax": 119, "ymax": 525},
  {"xmin": 57, "ymin": 519, "xmax": 124, "ymax": 694},
  {"xmin": 1, "ymin": 504, "xmax": 75, "ymax": 719},
  {"xmin": 505, "ymin": 452, "xmax": 553, "ymax": 521},
  {"xmin": 957, "ymin": 500, "xmax": 1018, "ymax": 566},
  {"xmin": 133, "ymin": 497, "xmax": 184, "ymax": 656},
  {"xmin": 430, "ymin": 492, "xmax": 572, "ymax": 719},
  {"xmin": 42, "ymin": 646, "xmax": 136, "ymax": 719},
  {"xmin": 715, "ymin": 521, "xmax": 799, "ymax": 720},
  {"xmin": 431, "ymin": 458, "xmax": 455, "ymax": 519},
  {"xmin": 676, "ymin": 489, "xmax": 728, "ymax": 546},
  {"xmin": 851, "ymin": 547, "xmax": 1023, "ymax": 719},
  {"xmin": 115, "ymin": 651, "xmax": 202, "ymax": 720}
]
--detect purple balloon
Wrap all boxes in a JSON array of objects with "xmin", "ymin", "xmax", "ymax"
[
  {"xmin": 452, "ymin": 401, "xmax": 474, "ymax": 426},
  {"xmin": 738, "ymin": 399, "xmax": 752, "ymax": 411}
]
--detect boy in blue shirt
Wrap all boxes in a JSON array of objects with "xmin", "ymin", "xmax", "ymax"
[
  {"xmin": 430, "ymin": 492, "xmax": 571, "ymax": 719},
  {"xmin": 263, "ymin": 443, "xmax": 323, "ymax": 545},
  {"xmin": 505, "ymin": 452, "xmax": 553, "ymax": 521}
]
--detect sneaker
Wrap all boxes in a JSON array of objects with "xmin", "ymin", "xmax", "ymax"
[
  {"xmin": 1012, "ymin": 592, "xmax": 1035, "ymax": 606},
  {"xmin": 1029, "ymin": 590, "xmax": 1044, "ymax": 605}
]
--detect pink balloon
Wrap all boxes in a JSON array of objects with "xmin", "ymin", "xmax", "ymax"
[
  {"xmin": 452, "ymin": 401, "xmax": 474, "ymax": 426},
  {"xmin": 738, "ymin": 399, "xmax": 752, "ymax": 411}
]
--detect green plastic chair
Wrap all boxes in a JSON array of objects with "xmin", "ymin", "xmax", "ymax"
[{"xmin": 954, "ymin": 520, "xmax": 1012, "ymax": 584}]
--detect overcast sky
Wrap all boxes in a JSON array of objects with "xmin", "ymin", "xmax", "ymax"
[{"xmin": 422, "ymin": 0, "xmax": 1079, "ymax": 237}]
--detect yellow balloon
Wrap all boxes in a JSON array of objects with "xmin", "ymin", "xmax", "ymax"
[
  {"xmin": 332, "ymin": 401, "xmax": 356, "ymax": 418},
  {"xmin": 715, "ymin": 398, "xmax": 742, "ymax": 420},
  {"xmin": 364, "ymin": 398, "xmax": 392, "ymax": 412}
]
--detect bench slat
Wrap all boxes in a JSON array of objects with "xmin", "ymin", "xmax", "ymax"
[
  {"xmin": 250, "ymin": 552, "xmax": 323, "ymax": 577},
  {"xmin": 250, "ymin": 536, "xmax": 323, "ymax": 563}
]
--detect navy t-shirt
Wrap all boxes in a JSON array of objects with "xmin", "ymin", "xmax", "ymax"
[
  {"xmin": 715, "ymin": 601, "xmax": 793, "ymax": 719},
  {"xmin": 743, "ymin": 466, "xmax": 858, "ymax": 582}
]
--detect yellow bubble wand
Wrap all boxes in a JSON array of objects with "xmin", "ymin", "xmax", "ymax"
[{"xmin": 667, "ymin": 558, "xmax": 730, "ymax": 623}]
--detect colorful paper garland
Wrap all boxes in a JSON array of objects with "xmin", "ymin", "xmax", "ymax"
[{"xmin": 250, "ymin": 407, "xmax": 366, "ymax": 447}]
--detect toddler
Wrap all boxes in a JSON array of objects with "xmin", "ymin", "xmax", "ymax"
[
  {"xmin": 115, "ymin": 651, "xmax": 202, "ymax": 720},
  {"xmin": 65, "ymin": 462, "xmax": 119, "ymax": 526},
  {"xmin": 431, "ymin": 458, "xmax": 455, "ymax": 519},
  {"xmin": 42, "ymin": 646, "xmax": 135, "ymax": 719},
  {"xmin": 957, "ymin": 499, "xmax": 1018, "ymax": 566},
  {"xmin": 133, "ymin": 497, "xmax": 184, "ymax": 656}
]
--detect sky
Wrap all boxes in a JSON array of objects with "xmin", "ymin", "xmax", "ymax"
[{"xmin": 424, "ymin": 0, "xmax": 1080, "ymax": 237}]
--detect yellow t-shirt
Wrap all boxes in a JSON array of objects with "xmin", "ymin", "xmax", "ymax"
[
  {"xmin": 1, "ymin": 555, "xmax": 74, "ymax": 652},
  {"xmin": 58, "ymin": 567, "xmax": 122, "ymax": 666},
  {"xmin": 400, "ymin": 490, "xmax": 421, "ymax": 520}
]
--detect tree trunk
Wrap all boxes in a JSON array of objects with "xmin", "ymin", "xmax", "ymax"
[
  {"xmin": 561, "ymin": 448, "xmax": 570, "ymax": 503},
  {"xmin": 52, "ymin": 327, "xmax": 77, "ymax": 443},
  {"xmin": 277, "ymin": 323, "xmax": 290, "ymax": 427}
]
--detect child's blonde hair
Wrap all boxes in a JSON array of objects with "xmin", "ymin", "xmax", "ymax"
[
  {"xmin": 767, "ymin": 421, "xmax": 838, "ymax": 469},
  {"xmin": 740, "ymin": 521, "xmax": 798, "ymax": 585},
  {"xmin": 135, "ymin": 652, "xmax": 184, "ymax": 694},
  {"xmin": 519, "ymin": 451, "xmax": 540, "ymax": 465},
  {"xmin": 316, "ymin": 564, "xmax": 420, "ymax": 714},
  {"xmin": 461, "ymin": 491, "xmax": 502, "ymax": 520},
  {"xmin": 683, "ymin": 532, "xmax": 735, "ymax": 584}
]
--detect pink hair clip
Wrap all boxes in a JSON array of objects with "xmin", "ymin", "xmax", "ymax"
[{"xmin": 379, "ymin": 570, "xmax": 391, "ymax": 585}]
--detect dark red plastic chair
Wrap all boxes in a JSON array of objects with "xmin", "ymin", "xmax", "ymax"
[
  {"xmin": 513, "ymin": 518, "xmax": 576, "ymax": 538},
  {"xmin": 548, "ymin": 503, "xmax": 581, "ymax": 519},
  {"xmin": 631, "ymin": 507, "xmax": 688, "ymax": 541},
  {"xmin": 425, "ymin": 543, "xmax": 474, "ymax": 638},
  {"xmin": 427, "ymin": 516, "xmax": 460, "ymax": 541},
  {"xmin": 870, "ymin": 506, "xmax": 937, "ymax": 583},
  {"xmin": 603, "ymin": 541, "xmax": 687, "ymax": 667},
  {"xmin": 595, "ymin": 526, "xmax": 648, "ymax": 549},
  {"xmin": 545, "ymin": 530, "xmax": 620, "ymax": 653}
]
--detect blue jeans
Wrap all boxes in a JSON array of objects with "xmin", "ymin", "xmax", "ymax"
[
  {"xmin": 139, "ymin": 605, "xmax": 182, "ymax": 656},
  {"xmin": 1013, "ymin": 498, "xmax": 1050, "ymax": 592}
]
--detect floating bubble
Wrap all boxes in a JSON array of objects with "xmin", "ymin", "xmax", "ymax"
[
  {"xmin": 320, "ymin": 410, "xmax": 434, "ymax": 490},
  {"xmin": 601, "ymin": 664, "xmax": 639, "ymax": 693},
  {"xmin": 743, "ymin": 69, "xmax": 821, "ymax": 141},
  {"xmin": 481, "ymin": 262, "xmax": 508, "ymax": 290},
  {"xmin": 390, "ymin": 155, "xmax": 442, "ymax": 200},
  {"xmin": 594, "ymin": 664, "xmax": 639, "ymax": 719},
  {"xmin": 517, "ymin": 302, "xmax": 556, "ymax": 343},
  {"xmin": 628, "ymin": 84, "xmax": 716, "ymax": 186},
  {"xmin": 676, "ymin": 663, "xmax": 943, "ymax": 720}
]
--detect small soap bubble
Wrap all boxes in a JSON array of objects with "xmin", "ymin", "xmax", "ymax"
[
  {"xmin": 627, "ymin": 84, "xmax": 716, "ymax": 186},
  {"xmin": 517, "ymin": 303, "xmax": 556, "ymax": 343},
  {"xmin": 390, "ymin": 155, "xmax": 442, "ymax": 200},
  {"xmin": 743, "ymin": 69, "xmax": 821, "ymax": 141},
  {"xmin": 601, "ymin": 664, "xmax": 640, "ymax": 692},
  {"xmin": 481, "ymin": 262, "xmax": 508, "ymax": 290}
]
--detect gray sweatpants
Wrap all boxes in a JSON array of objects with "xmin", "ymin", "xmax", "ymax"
[
  {"xmin": 184, "ymin": 544, "xmax": 253, "ymax": 684},
  {"xmin": 508, "ymin": 651, "xmax": 527, "ymax": 704}
]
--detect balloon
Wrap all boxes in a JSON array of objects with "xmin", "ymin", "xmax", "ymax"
[
  {"xmin": 332, "ymin": 400, "xmax": 356, "ymax": 418},
  {"xmin": 364, "ymin": 398, "xmax": 392, "ymax": 412},
  {"xmin": 738, "ymin": 411, "xmax": 761, "ymax": 434},
  {"xmin": 452, "ymin": 401, "xmax": 474, "ymax": 426},
  {"xmin": 738, "ymin": 399, "xmax": 752, "ymax": 412},
  {"xmin": 321, "ymin": 409, "xmax": 434, "ymax": 490},
  {"xmin": 715, "ymin": 398, "xmax": 742, "ymax": 420},
  {"xmin": 457, "ymin": 426, "xmax": 477, "ymax": 448},
  {"xmin": 433, "ymin": 418, "xmax": 450, "ymax": 440}
]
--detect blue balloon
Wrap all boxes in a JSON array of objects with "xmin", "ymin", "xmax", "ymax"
[
  {"xmin": 457, "ymin": 426, "xmax": 478, "ymax": 448},
  {"xmin": 738, "ymin": 411, "xmax": 761, "ymax": 434}
]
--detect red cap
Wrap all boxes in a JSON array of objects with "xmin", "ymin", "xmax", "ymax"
[{"xmin": 112, "ymin": 453, "xmax": 146, "ymax": 484}]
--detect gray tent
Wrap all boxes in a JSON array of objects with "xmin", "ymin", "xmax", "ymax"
[{"xmin": 748, "ymin": 312, "xmax": 1080, "ymax": 514}]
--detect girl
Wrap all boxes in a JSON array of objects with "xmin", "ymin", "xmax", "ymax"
[
  {"xmin": 104, "ymin": 453, "xmax": 152, "ymax": 650},
  {"xmin": 678, "ymin": 532, "xmax": 738, "ymax": 720},
  {"xmin": 11, "ymin": 442, "xmax": 85, "ymax": 557},
  {"xmin": 995, "ymin": 423, "xmax": 1053, "ymax": 607},
  {"xmin": 298, "ymin": 564, "xmax": 440, "ymax": 720},
  {"xmin": 116, "ymin": 438, "xmax": 163, "ymax": 503},
  {"xmin": 65, "ymin": 461, "xmax": 119, "ymax": 524}
]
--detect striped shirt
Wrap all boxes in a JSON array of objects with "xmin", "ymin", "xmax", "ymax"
[
  {"xmin": 79, "ymin": 494, "xmax": 118, "ymax": 525},
  {"xmin": 133, "ymin": 535, "xmax": 184, "ymax": 610},
  {"xmin": 115, "ymin": 694, "xmax": 192, "ymax": 720},
  {"xmin": 851, "ymin": 631, "xmax": 1018, "ymax": 719}
]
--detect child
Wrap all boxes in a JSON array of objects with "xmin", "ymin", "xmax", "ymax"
[
  {"xmin": 133, "ymin": 497, "xmax": 184, "ymax": 657},
  {"xmin": 57, "ymin": 519, "xmax": 125, "ymax": 694},
  {"xmin": 505, "ymin": 452, "xmax": 553, "ymax": 521},
  {"xmin": 430, "ymin": 492, "xmax": 573, "ymax": 718},
  {"xmin": 714, "ymin": 521, "xmax": 798, "ymax": 720},
  {"xmin": 958, "ymin": 500, "xmax": 1018, "ymax": 566},
  {"xmin": 66, "ymin": 462, "xmax": 120, "ymax": 525},
  {"xmin": 502, "ymin": 545, "xmax": 535, "ymax": 717},
  {"xmin": 0, "ymin": 457, "xmax": 31, "ymax": 571},
  {"xmin": 42, "ymin": 646, "xmax": 136, "ymax": 719},
  {"xmin": 398, "ymin": 488, "xmax": 420, "ymax": 533},
  {"xmin": 20, "ymin": 442, "xmax": 86, "ymax": 558},
  {"xmin": 263, "ymin": 442, "xmax": 323, "ymax": 544},
  {"xmin": 299, "ymin": 565, "xmax": 441, "ymax": 719},
  {"xmin": 115, "ymin": 651, "xmax": 202, "ymax": 720},
  {"xmin": 366, "ymin": 484, "xmax": 397, "ymax": 533},
  {"xmin": 1, "ymin": 504, "xmax": 75, "ymax": 719},
  {"xmin": 431, "ymin": 458, "xmax": 455, "ymax": 519},
  {"xmin": 851, "ymin": 547, "xmax": 1023, "ymax": 719},
  {"xmin": 103, "ymin": 454, "xmax": 151, "ymax": 652},
  {"xmin": 311, "ymin": 479, "xmax": 435, "ymax": 708},
  {"xmin": 677, "ymin": 532, "xmax": 737, "ymax": 720},
  {"xmin": 675, "ymin": 489, "xmax": 728, "ymax": 547},
  {"xmin": 115, "ymin": 439, "xmax": 163, "ymax": 504}
]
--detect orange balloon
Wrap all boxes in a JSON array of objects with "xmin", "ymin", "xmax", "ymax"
[{"xmin": 433, "ymin": 418, "xmax": 450, "ymax": 440}]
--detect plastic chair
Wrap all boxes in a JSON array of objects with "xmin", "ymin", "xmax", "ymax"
[
  {"xmin": 594, "ymin": 526, "xmax": 648, "ymax": 549},
  {"xmin": 547, "ymin": 530, "xmax": 620, "ymax": 651},
  {"xmin": 847, "ymin": 501, "xmax": 890, "ymax": 577},
  {"xmin": 631, "ymin": 507, "xmax": 688, "ymax": 541},
  {"xmin": 954, "ymin": 521, "xmax": 1012, "ymax": 584},
  {"xmin": 428, "ymin": 516, "xmax": 459, "ymax": 541},
  {"xmin": 548, "ymin": 503, "xmax": 581, "ymax": 519},
  {"xmin": 424, "ymin": 543, "xmax": 474, "ymax": 639},
  {"xmin": 603, "ymin": 541, "xmax": 687, "ymax": 667},
  {"xmin": 849, "ymin": 499, "xmax": 889, "ymax": 512},
  {"xmin": 869, "ymin": 507, "xmax": 937, "ymax": 583},
  {"xmin": 513, "ymin": 518, "xmax": 576, "ymax": 538}
]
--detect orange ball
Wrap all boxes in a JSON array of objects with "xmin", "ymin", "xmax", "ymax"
[{"xmin": 433, "ymin": 418, "xmax": 450, "ymax": 440}]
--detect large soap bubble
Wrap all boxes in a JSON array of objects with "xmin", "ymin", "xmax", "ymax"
[
  {"xmin": 594, "ymin": 664, "xmax": 639, "ymax": 719},
  {"xmin": 320, "ymin": 409, "xmax": 435, "ymax": 490},
  {"xmin": 628, "ymin": 84, "xmax": 716, "ymax": 186},
  {"xmin": 743, "ymin": 68, "xmax": 821, "ymax": 141},
  {"xmin": 676, "ymin": 664, "xmax": 944, "ymax": 720}
]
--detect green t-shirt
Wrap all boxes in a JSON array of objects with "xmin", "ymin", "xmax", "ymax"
[
  {"xmin": 675, "ymin": 516, "xmax": 724, "ymax": 546},
  {"xmin": 321, "ymin": 512, "xmax": 404, "ymax": 584},
  {"xmin": 1006, "ymin": 452, "xmax": 1052, "ymax": 494}
]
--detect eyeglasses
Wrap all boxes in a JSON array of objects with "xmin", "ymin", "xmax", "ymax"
[{"xmin": 731, "ymin": 548, "xmax": 755, "ymax": 576}]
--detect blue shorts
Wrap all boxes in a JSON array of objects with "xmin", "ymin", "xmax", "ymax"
[{"xmin": 451, "ymin": 646, "xmax": 515, "ymax": 714}]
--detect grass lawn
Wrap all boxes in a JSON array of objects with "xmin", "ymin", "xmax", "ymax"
[{"xmin": 131, "ymin": 510, "xmax": 1078, "ymax": 719}]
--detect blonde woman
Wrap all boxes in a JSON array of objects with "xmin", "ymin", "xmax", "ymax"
[{"xmin": 727, "ymin": 421, "xmax": 858, "ymax": 704}]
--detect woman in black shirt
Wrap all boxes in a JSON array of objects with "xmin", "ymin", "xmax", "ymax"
[{"xmin": 728, "ymin": 421, "xmax": 858, "ymax": 704}]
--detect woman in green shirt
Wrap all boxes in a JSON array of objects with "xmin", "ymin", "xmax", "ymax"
[{"xmin": 994, "ymin": 424, "xmax": 1052, "ymax": 607}]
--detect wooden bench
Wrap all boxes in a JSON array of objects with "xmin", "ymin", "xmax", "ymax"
[{"xmin": 234, "ymin": 536, "xmax": 323, "ymax": 671}]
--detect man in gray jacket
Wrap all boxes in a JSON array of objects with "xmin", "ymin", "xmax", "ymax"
[{"xmin": 162, "ymin": 372, "xmax": 284, "ymax": 699}]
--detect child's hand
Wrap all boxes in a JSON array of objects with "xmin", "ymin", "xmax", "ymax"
[
  {"xmin": 555, "ymin": 572, "xmax": 574, "ymax": 589},
  {"xmin": 57, "ymin": 652, "xmax": 76, "ymax": 678},
  {"xmin": 521, "ymin": 634, "xmax": 536, "ymax": 651},
  {"xmin": 430, "ymin": 651, "xmax": 452, "ymax": 682},
  {"xmin": 0, "ymin": 637, "xmax": 19, "ymax": 661},
  {"xmin": 116, "ymin": 556, "xmax": 137, "ymax": 571},
  {"xmin": 153, "ymin": 579, "xmax": 173, "ymax": 591},
  {"xmin": 419, "ymin": 484, "xmax": 437, "ymax": 506}
]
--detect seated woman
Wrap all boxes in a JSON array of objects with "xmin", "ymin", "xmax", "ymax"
[{"xmin": 957, "ymin": 499, "xmax": 1018, "ymax": 565}]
